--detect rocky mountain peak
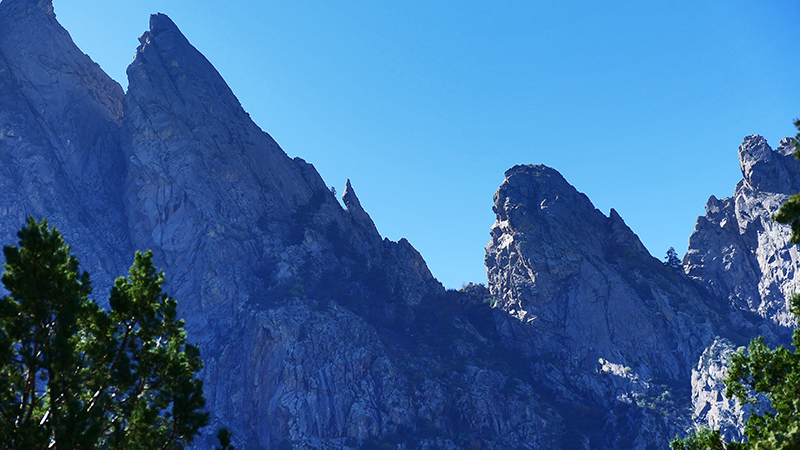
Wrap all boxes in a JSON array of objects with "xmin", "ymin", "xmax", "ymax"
[
  {"xmin": 0, "ymin": 0, "xmax": 128, "ymax": 295},
  {"xmin": 3, "ymin": 4, "xmax": 799, "ymax": 448},
  {"xmin": 149, "ymin": 12, "xmax": 179, "ymax": 36},
  {"xmin": 342, "ymin": 179, "xmax": 380, "ymax": 238},
  {"xmin": 686, "ymin": 135, "xmax": 800, "ymax": 335},
  {"xmin": 487, "ymin": 163, "xmax": 714, "ymax": 377},
  {"xmin": 492, "ymin": 164, "xmax": 605, "ymax": 246},
  {"xmin": 738, "ymin": 134, "xmax": 800, "ymax": 194},
  {"xmin": 485, "ymin": 162, "xmax": 729, "ymax": 445}
]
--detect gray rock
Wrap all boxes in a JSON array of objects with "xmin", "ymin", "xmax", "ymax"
[
  {"xmin": 486, "ymin": 165, "xmax": 716, "ymax": 376},
  {"xmin": 0, "ymin": 0, "xmax": 130, "ymax": 296},
  {"xmin": 685, "ymin": 135, "xmax": 800, "ymax": 338},
  {"xmin": 484, "ymin": 164, "xmax": 727, "ymax": 447},
  {"xmin": 3, "ymin": 1, "xmax": 799, "ymax": 448}
]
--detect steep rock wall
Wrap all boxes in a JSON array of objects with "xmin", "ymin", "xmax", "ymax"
[
  {"xmin": 685, "ymin": 135, "xmax": 800, "ymax": 338},
  {"xmin": 0, "ymin": 0, "xmax": 130, "ymax": 295}
]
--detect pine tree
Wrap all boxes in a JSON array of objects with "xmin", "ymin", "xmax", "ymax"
[
  {"xmin": 665, "ymin": 247, "xmax": 682, "ymax": 268},
  {"xmin": 0, "ymin": 217, "xmax": 208, "ymax": 449}
]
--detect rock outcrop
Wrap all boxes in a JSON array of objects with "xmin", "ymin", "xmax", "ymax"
[
  {"xmin": 486, "ymin": 165, "xmax": 712, "ymax": 377},
  {"xmin": 0, "ymin": 0, "xmax": 130, "ymax": 295},
  {"xmin": 484, "ymin": 164, "xmax": 737, "ymax": 446},
  {"xmin": 681, "ymin": 136, "xmax": 800, "ymax": 437},
  {"xmin": 0, "ymin": 3, "xmax": 562, "ymax": 448},
  {"xmin": 1, "ymin": 0, "xmax": 799, "ymax": 448},
  {"xmin": 684, "ymin": 136, "xmax": 800, "ymax": 338}
]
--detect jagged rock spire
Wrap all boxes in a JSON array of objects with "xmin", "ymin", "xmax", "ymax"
[
  {"xmin": 342, "ymin": 179, "xmax": 380, "ymax": 238},
  {"xmin": 738, "ymin": 134, "xmax": 800, "ymax": 194}
]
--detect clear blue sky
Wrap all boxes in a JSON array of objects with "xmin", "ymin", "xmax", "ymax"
[{"xmin": 55, "ymin": 0, "xmax": 800, "ymax": 289}]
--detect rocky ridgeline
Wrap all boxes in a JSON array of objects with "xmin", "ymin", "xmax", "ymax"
[
  {"xmin": 0, "ymin": 2, "xmax": 557, "ymax": 448},
  {"xmin": 485, "ymin": 164, "xmax": 723, "ymax": 446},
  {"xmin": 0, "ymin": 0, "xmax": 798, "ymax": 448},
  {"xmin": 0, "ymin": 0, "xmax": 130, "ymax": 296},
  {"xmin": 685, "ymin": 136, "xmax": 800, "ymax": 338},
  {"xmin": 682, "ymin": 136, "xmax": 800, "ymax": 439}
]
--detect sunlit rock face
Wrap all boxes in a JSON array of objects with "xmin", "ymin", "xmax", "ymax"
[
  {"xmin": 685, "ymin": 136, "xmax": 800, "ymax": 338},
  {"xmin": 2, "ymin": 0, "xmax": 799, "ymax": 448},
  {"xmin": 484, "ymin": 165, "xmax": 726, "ymax": 377},
  {"xmin": 484, "ymin": 164, "xmax": 735, "ymax": 446},
  {"xmin": 483, "ymin": 158, "xmax": 800, "ymax": 446},
  {"xmin": 679, "ymin": 135, "xmax": 800, "ymax": 438}
]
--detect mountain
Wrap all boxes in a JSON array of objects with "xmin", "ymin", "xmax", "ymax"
[
  {"xmin": 485, "ymin": 164, "xmax": 723, "ymax": 446},
  {"xmin": 0, "ymin": 0, "xmax": 130, "ymax": 295},
  {"xmin": 683, "ymin": 136, "xmax": 800, "ymax": 441},
  {"xmin": 0, "ymin": 0, "xmax": 797, "ymax": 448},
  {"xmin": 685, "ymin": 135, "xmax": 800, "ymax": 337}
]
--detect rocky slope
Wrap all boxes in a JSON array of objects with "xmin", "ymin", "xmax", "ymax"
[
  {"xmin": 685, "ymin": 136, "xmax": 800, "ymax": 339},
  {"xmin": 0, "ymin": 0, "xmax": 131, "ymax": 295},
  {"xmin": 683, "ymin": 136, "xmax": 800, "ymax": 439},
  {"xmin": 119, "ymin": 12, "xmax": 556, "ymax": 449},
  {"xmin": 0, "ymin": 0, "xmax": 798, "ymax": 448},
  {"xmin": 484, "ymin": 164, "xmax": 727, "ymax": 447},
  {"xmin": 0, "ymin": 2, "xmax": 559, "ymax": 448}
]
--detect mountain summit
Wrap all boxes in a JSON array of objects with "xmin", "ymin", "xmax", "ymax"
[{"xmin": 0, "ymin": 3, "xmax": 797, "ymax": 448}]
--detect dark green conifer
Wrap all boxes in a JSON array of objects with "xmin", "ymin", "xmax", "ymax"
[{"xmin": 0, "ymin": 217, "xmax": 208, "ymax": 449}]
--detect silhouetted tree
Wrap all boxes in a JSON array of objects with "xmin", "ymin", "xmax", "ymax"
[{"xmin": 665, "ymin": 247, "xmax": 682, "ymax": 268}]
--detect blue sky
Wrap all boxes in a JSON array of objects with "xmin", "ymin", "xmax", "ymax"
[{"xmin": 55, "ymin": 0, "xmax": 800, "ymax": 288}]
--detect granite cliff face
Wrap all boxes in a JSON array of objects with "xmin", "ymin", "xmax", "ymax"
[
  {"xmin": 0, "ymin": 2, "xmax": 559, "ymax": 449},
  {"xmin": 1, "ymin": 0, "xmax": 798, "ymax": 448},
  {"xmin": 0, "ymin": 0, "xmax": 131, "ymax": 295},
  {"xmin": 685, "ymin": 136, "xmax": 800, "ymax": 337},
  {"xmin": 484, "ymin": 165, "xmax": 725, "ymax": 447},
  {"xmin": 682, "ymin": 136, "xmax": 800, "ymax": 438},
  {"xmin": 480, "ymin": 137, "xmax": 800, "ymax": 446},
  {"xmin": 485, "ymin": 165, "xmax": 716, "ymax": 380}
]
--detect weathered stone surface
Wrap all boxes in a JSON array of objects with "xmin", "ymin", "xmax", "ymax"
[
  {"xmin": 121, "ymin": 13, "xmax": 509, "ymax": 449},
  {"xmin": 483, "ymin": 164, "xmax": 733, "ymax": 446},
  {"xmin": 3, "ymin": 1, "xmax": 799, "ymax": 448},
  {"xmin": 689, "ymin": 338, "xmax": 749, "ymax": 442},
  {"xmin": 0, "ymin": 0, "xmax": 130, "ymax": 296},
  {"xmin": 685, "ymin": 136, "xmax": 800, "ymax": 337},
  {"xmin": 486, "ymin": 165, "xmax": 718, "ymax": 377}
]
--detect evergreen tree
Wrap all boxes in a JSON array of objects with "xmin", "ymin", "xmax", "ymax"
[
  {"xmin": 665, "ymin": 247, "xmax": 682, "ymax": 268},
  {"xmin": 772, "ymin": 119, "xmax": 800, "ymax": 243},
  {"xmin": 0, "ymin": 217, "xmax": 208, "ymax": 449}
]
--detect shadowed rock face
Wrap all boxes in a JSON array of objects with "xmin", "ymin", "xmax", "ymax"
[
  {"xmin": 485, "ymin": 164, "xmax": 716, "ymax": 380},
  {"xmin": 2, "ymin": 1, "xmax": 799, "ymax": 448},
  {"xmin": 0, "ymin": 3, "xmax": 562, "ymax": 449},
  {"xmin": 121, "ymin": 12, "xmax": 464, "ymax": 449},
  {"xmin": 0, "ymin": 0, "xmax": 130, "ymax": 295},
  {"xmin": 484, "ymin": 164, "xmax": 738, "ymax": 446}
]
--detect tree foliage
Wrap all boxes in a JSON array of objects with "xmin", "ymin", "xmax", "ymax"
[
  {"xmin": 669, "ymin": 428, "xmax": 728, "ymax": 450},
  {"xmin": 772, "ymin": 118, "xmax": 800, "ymax": 243},
  {"xmin": 665, "ymin": 247, "xmax": 682, "ymax": 268},
  {"xmin": 671, "ymin": 119, "xmax": 800, "ymax": 449},
  {"xmin": 215, "ymin": 428, "xmax": 235, "ymax": 450},
  {"xmin": 671, "ymin": 295, "xmax": 800, "ymax": 449},
  {"xmin": 0, "ymin": 217, "xmax": 208, "ymax": 449}
]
